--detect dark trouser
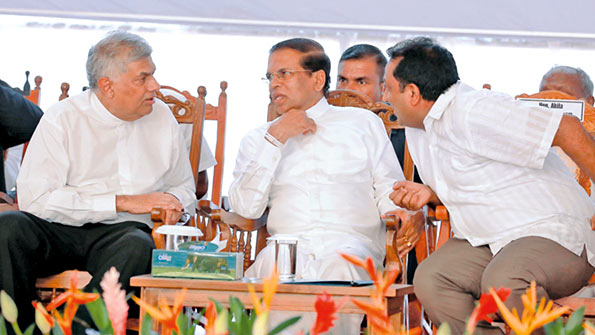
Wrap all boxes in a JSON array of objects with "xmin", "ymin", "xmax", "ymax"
[
  {"xmin": 413, "ymin": 236, "xmax": 594, "ymax": 335},
  {"xmin": 0, "ymin": 210, "xmax": 155, "ymax": 332}
]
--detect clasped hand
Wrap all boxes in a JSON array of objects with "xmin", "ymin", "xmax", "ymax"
[
  {"xmin": 388, "ymin": 181, "xmax": 442, "ymax": 258},
  {"xmin": 390, "ymin": 180, "xmax": 440, "ymax": 211},
  {"xmin": 267, "ymin": 109, "xmax": 317, "ymax": 144}
]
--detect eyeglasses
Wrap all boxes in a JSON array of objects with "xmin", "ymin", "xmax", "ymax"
[{"xmin": 262, "ymin": 69, "xmax": 312, "ymax": 83}]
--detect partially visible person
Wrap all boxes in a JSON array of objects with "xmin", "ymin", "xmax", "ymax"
[
  {"xmin": 384, "ymin": 37, "xmax": 595, "ymax": 335},
  {"xmin": 337, "ymin": 44, "xmax": 386, "ymax": 101},
  {"xmin": 230, "ymin": 37, "xmax": 421, "ymax": 334},
  {"xmin": 537, "ymin": 65, "xmax": 595, "ymax": 199},
  {"xmin": 540, "ymin": 65, "xmax": 594, "ymax": 105},
  {"xmin": 0, "ymin": 31, "xmax": 196, "ymax": 331},
  {"xmin": 0, "ymin": 80, "xmax": 43, "ymax": 195}
]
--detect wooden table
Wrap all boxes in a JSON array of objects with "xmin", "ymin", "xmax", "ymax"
[{"xmin": 131, "ymin": 274, "xmax": 414, "ymax": 330}]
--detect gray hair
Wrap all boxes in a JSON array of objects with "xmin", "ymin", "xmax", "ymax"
[
  {"xmin": 539, "ymin": 65, "xmax": 594, "ymax": 99},
  {"xmin": 86, "ymin": 31, "xmax": 153, "ymax": 89}
]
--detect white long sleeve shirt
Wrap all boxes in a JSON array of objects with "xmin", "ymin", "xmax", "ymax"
[
  {"xmin": 17, "ymin": 90, "xmax": 196, "ymax": 227},
  {"xmin": 229, "ymin": 98, "xmax": 403, "ymax": 271},
  {"xmin": 406, "ymin": 82, "xmax": 595, "ymax": 265}
]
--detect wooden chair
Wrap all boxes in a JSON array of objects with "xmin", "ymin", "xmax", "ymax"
[
  {"xmin": 24, "ymin": 74, "xmax": 42, "ymax": 105},
  {"xmin": 150, "ymin": 85, "xmax": 207, "ymax": 249},
  {"xmin": 204, "ymin": 81, "xmax": 228, "ymax": 207}
]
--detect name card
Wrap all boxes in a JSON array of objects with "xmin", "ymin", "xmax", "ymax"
[{"xmin": 518, "ymin": 98, "xmax": 584, "ymax": 121}]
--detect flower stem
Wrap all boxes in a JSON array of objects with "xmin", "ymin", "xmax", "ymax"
[{"xmin": 11, "ymin": 321, "xmax": 23, "ymax": 335}]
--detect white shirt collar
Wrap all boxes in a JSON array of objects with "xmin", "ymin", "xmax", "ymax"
[
  {"xmin": 89, "ymin": 90, "xmax": 128, "ymax": 125},
  {"xmin": 305, "ymin": 96, "xmax": 329, "ymax": 119},
  {"xmin": 423, "ymin": 81, "xmax": 460, "ymax": 128}
]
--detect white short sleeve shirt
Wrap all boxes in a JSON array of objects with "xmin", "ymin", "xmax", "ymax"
[{"xmin": 406, "ymin": 82, "xmax": 595, "ymax": 265}]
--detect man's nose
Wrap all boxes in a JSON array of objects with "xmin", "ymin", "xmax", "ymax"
[
  {"xmin": 148, "ymin": 76, "xmax": 160, "ymax": 91},
  {"xmin": 346, "ymin": 82, "xmax": 359, "ymax": 91},
  {"xmin": 269, "ymin": 76, "xmax": 281, "ymax": 89}
]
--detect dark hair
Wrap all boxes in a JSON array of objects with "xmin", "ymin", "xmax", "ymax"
[
  {"xmin": 340, "ymin": 44, "xmax": 387, "ymax": 81},
  {"xmin": 387, "ymin": 37, "xmax": 459, "ymax": 101},
  {"xmin": 270, "ymin": 38, "xmax": 331, "ymax": 95}
]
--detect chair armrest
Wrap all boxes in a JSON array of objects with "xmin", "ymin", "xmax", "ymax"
[
  {"xmin": 198, "ymin": 199, "xmax": 267, "ymax": 231},
  {"xmin": 150, "ymin": 206, "xmax": 168, "ymax": 250},
  {"xmin": 427, "ymin": 205, "xmax": 449, "ymax": 221}
]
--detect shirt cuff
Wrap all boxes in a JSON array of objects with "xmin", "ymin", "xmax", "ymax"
[
  {"xmin": 256, "ymin": 135, "xmax": 283, "ymax": 167},
  {"xmin": 96, "ymin": 194, "xmax": 117, "ymax": 215}
]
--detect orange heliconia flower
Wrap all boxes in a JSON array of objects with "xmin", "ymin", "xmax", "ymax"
[
  {"xmin": 310, "ymin": 292, "xmax": 346, "ymax": 335},
  {"xmin": 248, "ymin": 266, "xmax": 279, "ymax": 316},
  {"xmin": 45, "ymin": 270, "xmax": 100, "ymax": 335},
  {"xmin": 490, "ymin": 281, "xmax": 569, "ymax": 335},
  {"xmin": 466, "ymin": 287, "xmax": 511, "ymax": 335},
  {"xmin": 340, "ymin": 253, "xmax": 400, "ymax": 335},
  {"xmin": 132, "ymin": 288, "xmax": 187, "ymax": 335}
]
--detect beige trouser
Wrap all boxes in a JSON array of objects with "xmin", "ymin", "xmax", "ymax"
[{"xmin": 413, "ymin": 237, "xmax": 594, "ymax": 335}]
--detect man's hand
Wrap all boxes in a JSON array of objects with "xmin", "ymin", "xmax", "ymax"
[
  {"xmin": 384, "ymin": 209, "xmax": 425, "ymax": 259},
  {"xmin": 116, "ymin": 192, "xmax": 183, "ymax": 225},
  {"xmin": 591, "ymin": 214, "xmax": 595, "ymax": 231},
  {"xmin": 390, "ymin": 181, "xmax": 441, "ymax": 211},
  {"xmin": 267, "ymin": 109, "xmax": 316, "ymax": 144}
]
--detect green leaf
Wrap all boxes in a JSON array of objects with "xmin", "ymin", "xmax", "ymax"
[
  {"xmin": 268, "ymin": 316, "xmax": 301, "ymax": 335},
  {"xmin": 176, "ymin": 312, "xmax": 191, "ymax": 335},
  {"xmin": 85, "ymin": 294, "xmax": 113, "ymax": 333},
  {"xmin": 0, "ymin": 315, "xmax": 7, "ymax": 335},
  {"xmin": 229, "ymin": 296, "xmax": 247, "ymax": 334},
  {"xmin": 125, "ymin": 292, "xmax": 134, "ymax": 302},
  {"xmin": 208, "ymin": 298, "xmax": 225, "ymax": 314},
  {"xmin": 564, "ymin": 306, "xmax": 585, "ymax": 335},
  {"xmin": 51, "ymin": 322, "xmax": 64, "ymax": 335},
  {"xmin": 543, "ymin": 317, "xmax": 564, "ymax": 335},
  {"xmin": 23, "ymin": 324, "xmax": 35, "ymax": 335},
  {"xmin": 140, "ymin": 313, "xmax": 156, "ymax": 335},
  {"xmin": 436, "ymin": 323, "xmax": 451, "ymax": 335}
]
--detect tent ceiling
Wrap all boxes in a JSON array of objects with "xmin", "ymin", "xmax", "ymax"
[{"xmin": 2, "ymin": 0, "xmax": 595, "ymax": 42}]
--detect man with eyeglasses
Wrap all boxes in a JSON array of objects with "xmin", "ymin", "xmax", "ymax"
[{"xmin": 229, "ymin": 38, "xmax": 421, "ymax": 333}]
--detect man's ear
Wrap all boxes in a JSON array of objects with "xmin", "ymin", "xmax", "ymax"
[
  {"xmin": 407, "ymin": 83, "xmax": 423, "ymax": 106},
  {"xmin": 587, "ymin": 95, "xmax": 594, "ymax": 106},
  {"xmin": 378, "ymin": 82, "xmax": 386, "ymax": 100},
  {"xmin": 313, "ymin": 70, "xmax": 326, "ymax": 92},
  {"xmin": 97, "ymin": 77, "xmax": 113, "ymax": 98}
]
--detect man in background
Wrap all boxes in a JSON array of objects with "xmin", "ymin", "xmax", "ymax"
[
  {"xmin": 540, "ymin": 65, "xmax": 594, "ymax": 105},
  {"xmin": 534, "ymin": 65, "xmax": 595, "ymax": 199}
]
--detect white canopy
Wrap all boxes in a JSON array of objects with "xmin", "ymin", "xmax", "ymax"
[{"xmin": 1, "ymin": 0, "xmax": 595, "ymax": 41}]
